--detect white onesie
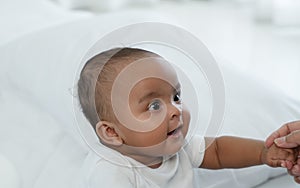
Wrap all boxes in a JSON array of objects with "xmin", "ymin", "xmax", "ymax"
[{"xmin": 81, "ymin": 135, "xmax": 205, "ymax": 188}]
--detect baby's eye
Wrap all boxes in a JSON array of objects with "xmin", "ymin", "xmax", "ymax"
[
  {"xmin": 148, "ymin": 99, "xmax": 161, "ymax": 111},
  {"xmin": 173, "ymin": 91, "xmax": 181, "ymax": 103}
]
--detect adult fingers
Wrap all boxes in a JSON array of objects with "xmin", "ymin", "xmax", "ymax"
[
  {"xmin": 265, "ymin": 121, "xmax": 300, "ymax": 148},
  {"xmin": 275, "ymin": 130, "xmax": 300, "ymax": 148}
]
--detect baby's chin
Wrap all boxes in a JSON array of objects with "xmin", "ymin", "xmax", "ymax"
[
  {"xmin": 148, "ymin": 136, "xmax": 185, "ymax": 157},
  {"xmin": 118, "ymin": 133, "xmax": 185, "ymax": 158}
]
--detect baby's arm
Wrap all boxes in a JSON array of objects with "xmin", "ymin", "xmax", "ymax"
[{"xmin": 199, "ymin": 136, "xmax": 297, "ymax": 169}]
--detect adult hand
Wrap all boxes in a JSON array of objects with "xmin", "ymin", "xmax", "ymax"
[
  {"xmin": 265, "ymin": 121, "xmax": 300, "ymax": 148},
  {"xmin": 265, "ymin": 121, "xmax": 300, "ymax": 184}
]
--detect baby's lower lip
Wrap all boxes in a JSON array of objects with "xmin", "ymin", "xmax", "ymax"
[{"xmin": 167, "ymin": 126, "xmax": 183, "ymax": 137}]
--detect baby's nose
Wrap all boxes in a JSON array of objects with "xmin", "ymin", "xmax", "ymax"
[{"xmin": 168, "ymin": 103, "xmax": 182, "ymax": 121}]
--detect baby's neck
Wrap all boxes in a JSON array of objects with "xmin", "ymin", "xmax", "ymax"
[
  {"xmin": 114, "ymin": 146, "xmax": 163, "ymax": 169},
  {"xmin": 148, "ymin": 161, "xmax": 162, "ymax": 168},
  {"xmin": 125, "ymin": 153, "xmax": 163, "ymax": 169}
]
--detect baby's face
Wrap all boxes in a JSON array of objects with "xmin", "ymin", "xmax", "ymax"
[{"xmin": 110, "ymin": 57, "xmax": 189, "ymax": 156}]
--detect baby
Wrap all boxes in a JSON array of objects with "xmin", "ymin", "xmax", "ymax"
[{"xmin": 77, "ymin": 47, "xmax": 297, "ymax": 187}]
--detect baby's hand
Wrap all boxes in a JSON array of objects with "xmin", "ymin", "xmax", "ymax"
[{"xmin": 261, "ymin": 144, "xmax": 298, "ymax": 169}]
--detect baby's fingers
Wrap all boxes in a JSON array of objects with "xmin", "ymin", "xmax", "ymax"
[
  {"xmin": 275, "ymin": 149, "xmax": 296, "ymax": 162},
  {"xmin": 269, "ymin": 159, "xmax": 283, "ymax": 167},
  {"xmin": 293, "ymin": 176, "xmax": 300, "ymax": 184},
  {"xmin": 283, "ymin": 160, "xmax": 294, "ymax": 170},
  {"xmin": 289, "ymin": 164, "xmax": 300, "ymax": 176}
]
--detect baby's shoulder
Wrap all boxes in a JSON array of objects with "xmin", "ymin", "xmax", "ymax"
[
  {"xmin": 94, "ymin": 158, "xmax": 134, "ymax": 175},
  {"xmin": 82, "ymin": 152, "xmax": 136, "ymax": 188}
]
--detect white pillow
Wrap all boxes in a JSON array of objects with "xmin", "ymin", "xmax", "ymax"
[
  {"xmin": 0, "ymin": 12, "xmax": 299, "ymax": 187},
  {"xmin": 0, "ymin": 80, "xmax": 90, "ymax": 188},
  {"xmin": 0, "ymin": 154, "xmax": 20, "ymax": 188},
  {"xmin": 0, "ymin": 0, "xmax": 92, "ymax": 45}
]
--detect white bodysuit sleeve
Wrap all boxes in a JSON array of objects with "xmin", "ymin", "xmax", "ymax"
[{"xmin": 184, "ymin": 134, "xmax": 206, "ymax": 168}]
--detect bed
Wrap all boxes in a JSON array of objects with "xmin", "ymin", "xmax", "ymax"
[{"xmin": 0, "ymin": 0, "xmax": 299, "ymax": 187}]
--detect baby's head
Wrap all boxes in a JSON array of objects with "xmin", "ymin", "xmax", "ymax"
[{"xmin": 78, "ymin": 48, "xmax": 190, "ymax": 162}]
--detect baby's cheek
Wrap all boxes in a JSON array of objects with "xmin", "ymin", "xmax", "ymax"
[
  {"xmin": 182, "ymin": 110, "xmax": 190, "ymax": 137},
  {"xmin": 137, "ymin": 111, "xmax": 151, "ymax": 121},
  {"xmin": 181, "ymin": 118, "xmax": 189, "ymax": 138}
]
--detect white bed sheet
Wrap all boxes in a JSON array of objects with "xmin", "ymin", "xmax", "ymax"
[{"xmin": 256, "ymin": 174, "xmax": 297, "ymax": 188}]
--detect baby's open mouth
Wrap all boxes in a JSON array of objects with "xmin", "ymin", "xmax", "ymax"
[{"xmin": 167, "ymin": 126, "xmax": 182, "ymax": 136}]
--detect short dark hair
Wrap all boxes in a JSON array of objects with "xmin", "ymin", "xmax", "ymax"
[{"xmin": 77, "ymin": 47, "xmax": 159, "ymax": 129}]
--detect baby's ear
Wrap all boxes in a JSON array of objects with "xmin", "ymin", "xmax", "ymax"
[{"xmin": 96, "ymin": 121, "xmax": 123, "ymax": 146}]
